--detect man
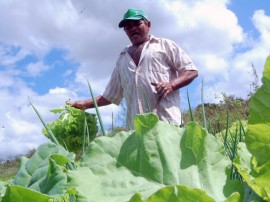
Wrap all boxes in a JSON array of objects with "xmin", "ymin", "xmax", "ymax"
[{"xmin": 71, "ymin": 8, "xmax": 198, "ymax": 129}]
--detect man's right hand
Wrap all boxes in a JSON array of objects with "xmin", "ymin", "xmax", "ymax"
[
  {"xmin": 69, "ymin": 100, "xmax": 88, "ymax": 110},
  {"xmin": 68, "ymin": 96, "xmax": 112, "ymax": 111}
]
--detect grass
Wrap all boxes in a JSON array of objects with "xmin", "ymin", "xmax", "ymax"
[
  {"xmin": 0, "ymin": 161, "xmax": 19, "ymax": 181},
  {"xmin": 0, "ymin": 149, "xmax": 35, "ymax": 181},
  {"xmin": 182, "ymin": 94, "xmax": 249, "ymax": 133}
]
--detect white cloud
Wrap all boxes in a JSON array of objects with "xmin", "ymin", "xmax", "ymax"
[
  {"xmin": 197, "ymin": 54, "xmax": 228, "ymax": 78},
  {"xmin": 159, "ymin": 0, "xmax": 243, "ymax": 54},
  {"xmin": 0, "ymin": 44, "xmax": 29, "ymax": 67},
  {"xmin": 0, "ymin": 0, "xmax": 270, "ymax": 161},
  {"xmin": 49, "ymin": 87, "xmax": 68, "ymax": 94},
  {"xmin": 253, "ymin": 10, "xmax": 270, "ymax": 42},
  {"xmin": 26, "ymin": 61, "xmax": 51, "ymax": 77},
  {"xmin": 223, "ymin": 10, "xmax": 270, "ymax": 98}
]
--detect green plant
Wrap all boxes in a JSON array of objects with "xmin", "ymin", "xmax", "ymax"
[
  {"xmin": 0, "ymin": 114, "xmax": 244, "ymax": 202},
  {"xmin": 42, "ymin": 105, "xmax": 98, "ymax": 153},
  {"xmin": 182, "ymin": 94, "xmax": 249, "ymax": 134},
  {"xmin": 1, "ymin": 56, "xmax": 269, "ymax": 202},
  {"xmin": 233, "ymin": 56, "xmax": 270, "ymax": 201}
]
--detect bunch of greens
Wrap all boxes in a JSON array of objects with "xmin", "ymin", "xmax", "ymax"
[{"xmin": 42, "ymin": 105, "xmax": 98, "ymax": 153}]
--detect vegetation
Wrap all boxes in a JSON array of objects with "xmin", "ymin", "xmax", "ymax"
[
  {"xmin": 182, "ymin": 94, "xmax": 249, "ymax": 133},
  {"xmin": 1, "ymin": 95, "xmax": 248, "ymax": 181},
  {"xmin": 0, "ymin": 56, "xmax": 269, "ymax": 201},
  {"xmin": 0, "ymin": 161, "xmax": 19, "ymax": 181},
  {"xmin": 0, "ymin": 149, "xmax": 35, "ymax": 181},
  {"xmin": 42, "ymin": 105, "xmax": 98, "ymax": 153}
]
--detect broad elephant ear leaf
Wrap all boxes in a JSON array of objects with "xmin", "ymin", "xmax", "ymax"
[
  {"xmin": 234, "ymin": 56, "xmax": 270, "ymax": 201},
  {"xmin": 67, "ymin": 113, "xmax": 242, "ymax": 202},
  {"xmin": 1, "ymin": 185, "xmax": 52, "ymax": 202},
  {"xmin": 246, "ymin": 56, "xmax": 270, "ymax": 164},
  {"xmin": 9, "ymin": 142, "xmax": 76, "ymax": 200},
  {"xmin": 129, "ymin": 185, "xmax": 216, "ymax": 202}
]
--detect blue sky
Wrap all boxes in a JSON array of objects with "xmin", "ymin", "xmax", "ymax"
[
  {"xmin": 0, "ymin": 0, "xmax": 270, "ymax": 160},
  {"xmin": 229, "ymin": 0, "xmax": 270, "ymax": 33}
]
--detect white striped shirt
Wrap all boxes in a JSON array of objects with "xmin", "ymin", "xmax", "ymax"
[{"xmin": 103, "ymin": 35, "xmax": 197, "ymax": 129}]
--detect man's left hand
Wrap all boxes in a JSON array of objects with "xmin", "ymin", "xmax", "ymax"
[{"xmin": 151, "ymin": 82, "xmax": 174, "ymax": 97}]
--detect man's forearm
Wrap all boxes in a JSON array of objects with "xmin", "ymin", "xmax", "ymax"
[
  {"xmin": 171, "ymin": 70, "xmax": 198, "ymax": 91},
  {"xmin": 85, "ymin": 96, "xmax": 111, "ymax": 108},
  {"xmin": 71, "ymin": 96, "xmax": 111, "ymax": 110},
  {"xmin": 151, "ymin": 70, "xmax": 198, "ymax": 98}
]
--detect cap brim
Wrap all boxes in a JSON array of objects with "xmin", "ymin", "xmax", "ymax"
[{"xmin": 118, "ymin": 16, "xmax": 145, "ymax": 28}]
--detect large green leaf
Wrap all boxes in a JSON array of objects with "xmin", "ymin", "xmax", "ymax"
[
  {"xmin": 13, "ymin": 143, "xmax": 75, "ymax": 196},
  {"xmin": 1, "ymin": 185, "xmax": 52, "ymax": 202},
  {"xmin": 247, "ymin": 56, "xmax": 270, "ymax": 164},
  {"xmin": 234, "ymin": 143, "xmax": 268, "ymax": 202},
  {"xmin": 1, "ymin": 185, "xmax": 71, "ymax": 202},
  {"xmin": 67, "ymin": 113, "xmax": 242, "ymax": 202},
  {"xmin": 129, "ymin": 185, "xmax": 216, "ymax": 202},
  {"xmin": 234, "ymin": 56, "xmax": 270, "ymax": 201},
  {"xmin": 0, "ymin": 180, "xmax": 11, "ymax": 199}
]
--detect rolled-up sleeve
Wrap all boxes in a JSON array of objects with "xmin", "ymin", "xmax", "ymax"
[{"xmin": 167, "ymin": 40, "xmax": 197, "ymax": 73}]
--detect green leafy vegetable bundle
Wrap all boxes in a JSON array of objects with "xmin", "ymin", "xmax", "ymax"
[{"xmin": 42, "ymin": 105, "xmax": 98, "ymax": 153}]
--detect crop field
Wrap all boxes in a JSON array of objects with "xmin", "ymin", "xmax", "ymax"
[{"xmin": 0, "ymin": 57, "xmax": 269, "ymax": 202}]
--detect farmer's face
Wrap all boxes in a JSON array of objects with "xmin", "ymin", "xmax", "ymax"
[{"xmin": 124, "ymin": 20, "xmax": 151, "ymax": 45}]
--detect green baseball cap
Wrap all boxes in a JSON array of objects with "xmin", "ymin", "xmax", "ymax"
[{"xmin": 119, "ymin": 9, "xmax": 148, "ymax": 28}]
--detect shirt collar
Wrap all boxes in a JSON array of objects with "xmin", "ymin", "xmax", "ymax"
[{"xmin": 120, "ymin": 35, "xmax": 158, "ymax": 54}]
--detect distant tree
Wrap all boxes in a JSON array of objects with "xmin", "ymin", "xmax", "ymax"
[{"xmin": 182, "ymin": 94, "xmax": 249, "ymax": 134}]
